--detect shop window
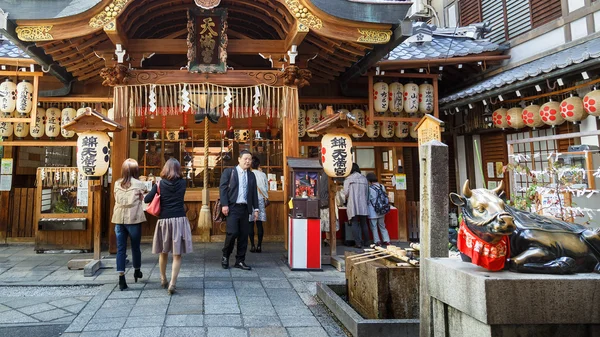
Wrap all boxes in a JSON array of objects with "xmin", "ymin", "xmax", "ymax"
[{"xmin": 355, "ymin": 147, "xmax": 375, "ymax": 170}]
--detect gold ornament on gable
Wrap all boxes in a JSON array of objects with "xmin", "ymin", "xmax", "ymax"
[
  {"xmin": 15, "ymin": 26, "xmax": 54, "ymax": 41},
  {"xmin": 89, "ymin": 0, "xmax": 129, "ymax": 28}
]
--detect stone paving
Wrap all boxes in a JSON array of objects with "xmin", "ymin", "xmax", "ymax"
[{"xmin": 0, "ymin": 243, "xmax": 348, "ymax": 337}]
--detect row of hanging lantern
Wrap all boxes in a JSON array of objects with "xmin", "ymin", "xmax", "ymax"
[
  {"xmin": 0, "ymin": 100, "xmax": 113, "ymax": 140},
  {"xmin": 0, "ymin": 78, "xmax": 34, "ymax": 139},
  {"xmin": 491, "ymin": 89, "xmax": 600, "ymax": 130},
  {"xmin": 373, "ymin": 81, "xmax": 434, "ymax": 115}
]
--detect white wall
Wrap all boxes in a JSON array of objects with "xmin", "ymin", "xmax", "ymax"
[
  {"xmin": 508, "ymin": 27, "xmax": 565, "ymax": 65},
  {"xmin": 568, "ymin": 0, "xmax": 585, "ymax": 12},
  {"xmin": 570, "ymin": 17, "xmax": 588, "ymax": 40},
  {"xmin": 456, "ymin": 135, "xmax": 467, "ymax": 189}
]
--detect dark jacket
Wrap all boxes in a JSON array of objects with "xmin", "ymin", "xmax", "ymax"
[
  {"xmin": 219, "ymin": 166, "xmax": 259, "ymax": 214},
  {"xmin": 144, "ymin": 178, "xmax": 186, "ymax": 219}
]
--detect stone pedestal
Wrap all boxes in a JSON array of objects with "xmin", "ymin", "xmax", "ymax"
[
  {"xmin": 425, "ymin": 258, "xmax": 600, "ymax": 337},
  {"xmin": 345, "ymin": 252, "xmax": 419, "ymax": 319}
]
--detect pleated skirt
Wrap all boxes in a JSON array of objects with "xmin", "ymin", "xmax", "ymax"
[{"xmin": 152, "ymin": 216, "xmax": 193, "ymax": 255}]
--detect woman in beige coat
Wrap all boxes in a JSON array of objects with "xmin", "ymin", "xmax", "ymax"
[{"xmin": 112, "ymin": 158, "xmax": 147, "ymax": 290}]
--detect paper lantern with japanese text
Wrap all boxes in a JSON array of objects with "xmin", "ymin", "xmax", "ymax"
[
  {"xmin": 16, "ymin": 80, "xmax": 33, "ymax": 115},
  {"xmin": 409, "ymin": 122, "xmax": 418, "ymax": 139},
  {"xmin": 419, "ymin": 82, "xmax": 434, "ymax": 114},
  {"xmin": 76, "ymin": 106, "xmax": 88, "ymax": 117},
  {"xmin": 100, "ymin": 107, "xmax": 108, "ymax": 117},
  {"xmin": 298, "ymin": 109, "xmax": 306, "ymax": 137},
  {"xmin": 381, "ymin": 112, "xmax": 394, "ymax": 138},
  {"xmin": 506, "ymin": 107, "xmax": 525, "ymax": 129},
  {"xmin": 14, "ymin": 113, "xmax": 29, "ymax": 139},
  {"xmin": 77, "ymin": 131, "xmax": 111, "ymax": 179},
  {"xmin": 395, "ymin": 121, "xmax": 409, "ymax": 138},
  {"xmin": 351, "ymin": 109, "xmax": 365, "ymax": 138},
  {"xmin": 45, "ymin": 107, "xmax": 61, "ymax": 138},
  {"xmin": 0, "ymin": 111, "xmax": 13, "ymax": 139},
  {"xmin": 583, "ymin": 90, "xmax": 600, "ymax": 117},
  {"xmin": 403, "ymin": 83, "xmax": 419, "ymax": 115},
  {"xmin": 366, "ymin": 123, "xmax": 380, "ymax": 138},
  {"xmin": 521, "ymin": 104, "xmax": 543, "ymax": 128},
  {"xmin": 373, "ymin": 82, "xmax": 389, "ymax": 113},
  {"xmin": 30, "ymin": 106, "xmax": 45, "ymax": 139},
  {"xmin": 107, "ymin": 107, "xmax": 115, "ymax": 138},
  {"xmin": 388, "ymin": 82, "xmax": 404, "ymax": 114},
  {"xmin": 560, "ymin": 96, "xmax": 586, "ymax": 123},
  {"xmin": 321, "ymin": 133, "xmax": 353, "ymax": 178},
  {"xmin": 0, "ymin": 79, "xmax": 16, "ymax": 113},
  {"xmin": 492, "ymin": 108, "xmax": 509, "ymax": 129},
  {"xmin": 306, "ymin": 109, "xmax": 321, "ymax": 138},
  {"xmin": 539, "ymin": 100, "xmax": 564, "ymax": 126},
  {"xmin": 61, "ymin": 107, "xmax": 77, "ymax": 138}
]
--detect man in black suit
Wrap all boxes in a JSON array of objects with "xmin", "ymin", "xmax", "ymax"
[{"xmin": 219, "ymin": 150, "xmax": 259, "ymax": 270}]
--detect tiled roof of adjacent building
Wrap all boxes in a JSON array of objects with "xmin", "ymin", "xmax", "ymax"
[
  {"xmin": 0, "ymin": 39, "xmax": 30, "ymax": 59},
  {"xmin": 440, "ymin": 38, "xmax": 600, "ymax": 104}
]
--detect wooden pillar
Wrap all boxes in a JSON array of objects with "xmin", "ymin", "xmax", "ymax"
[
  {"xmin": 328, "ymin": 177, "xmax": 336, "ymax": 256},
  {"xmin": 396, "ymin": 147, "xmax": 408, "ymax": 241},
  {"xmin": 282, "ymin": 87, "xmax": 299, "ymax": 250},
  {"xmin": 92, "ymin": 180, "xmax": 102, "ymax": 260},
  {"xmin": 109, "ymin": 88, "xmax": 128, "ymax": 254},
  {"xmin": 0, "ymin": 141, "xmax": 13, "ymax": 244}
]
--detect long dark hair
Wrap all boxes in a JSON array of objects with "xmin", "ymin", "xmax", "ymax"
[
  {"xmin": 351, "ymin": 163, "xmax": 361, "ymax": 174},
  {"xmin": 120, "ymin": 158, "xmax": 140, "ymax": 189},
  {"xmin": 161, "ymin": 158, "xmax": 182, "ymax": 180}
]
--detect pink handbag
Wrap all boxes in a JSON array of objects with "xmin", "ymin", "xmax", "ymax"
[{"xmin": 146, "ymin": 182, "xmax": 161, "ymax": 216}]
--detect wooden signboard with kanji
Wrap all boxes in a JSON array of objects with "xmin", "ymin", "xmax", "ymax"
[
  {"xmin": 415, "ymin": 114, "xmax": 444, "ymax": 146},
  {"xmin": 187, "ymin": 8, "xmax": 228, "ymax": 73}
]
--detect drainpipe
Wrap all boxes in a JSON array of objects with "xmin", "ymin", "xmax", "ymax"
[
  {"xmin": 440, "ymin": 57, "xmax": 600, "ymax": 110},
  {"xmin": 0, "ymin": 14, "xmax": 74, "ymax": 89},
  {"xmin": 339, "ymin": 20, "xmax": 411, "ymax": 97}
]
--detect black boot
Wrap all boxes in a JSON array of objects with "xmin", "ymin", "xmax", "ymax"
[
  {"xmin": 250, "ymin": 245, "xmax": 256, "ymax": 253},
  {"xmin": 134, "ymin": 269, "xmax": 143, "ymax": 283},
  {"xmin": 119, "ymin": 275, "xmax": 128, "ymax": 291},
  {"xmin": 256, "ymin": 245, "xmax": 262, "ymax": 253}
]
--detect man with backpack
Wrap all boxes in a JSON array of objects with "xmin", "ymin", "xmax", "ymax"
[{"xmin": 366, "ymin": 172, "xmax": 391, "ymax": 246}]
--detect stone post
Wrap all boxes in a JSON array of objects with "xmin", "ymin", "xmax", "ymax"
[{"xmin": 419, "ymin": 140, "xmax": 449, "ymax": 337}]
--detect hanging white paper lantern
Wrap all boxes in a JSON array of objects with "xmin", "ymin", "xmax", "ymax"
[
  {"xmin": 76, "ymin": 106, "xmax": 88, "ymax": 117},
  {"xmin": 506, "ymin": 107, "xmax": 525, "ymax": 129},
  {"xmin": 298, "ymin": 109, "xmax": 306, "ymax": 138},
  {"xmin": 388, "ymin": 82, "xmax": 404, "ymax": 114},
  {"xmin": 321, "ymin": 133, "xmax": 353, "ymax": 178},
  {"xmin": 61, "ymin": 107, "xmax": 77, "ymax": 138},
  {"xmin": 320, "ymin": 109, "xmax": 329, "ymax": 120},
  {"xmin": 403, "ymin": 83, "xmax": 419, "ymax": 115},
  {"xmin": 16, "ymin": 80, "xmax": 33, "ymax": 115},
  {"xmin": 45, "ymin": 107, "xmax": 61, "ymax": 138},
  {"xmin": 30, "ymin": 106, "xmax": 45, "ymax": 139},
  {"xmin": 14, "ymin": 113, "xmax": 29, "ymax": 139},
  {"xmin": 409, "ymin": 122, "xmax": 418, "ymax": 139},
  {"xmin": 539, "ymin": 100, "xmax": 564, "ymax": 126},
  {"xmin": 0, "ymin": 111, "xmax": 13, "ymax": 139},
  {"xmin": 418, "ymin": 82, "xmax": 434, "ymax": 114},
  {"xmin": 100, "ymin": 107, "xmax": 108, "ymax": 117},
  {"xmin": 560, "ymin": 96, "xmax": 586, "ymax": 123},
  {"xmin": 366, "ymin": 123, "xmax": 380, "ymax": 138},
  {"xmin": 395, "ymin": 121, "xmax": 409, "ymax": 138},
  {"xmin": 583, "ymin": 90, "xmax": 600, "ymax": 117},
  {"xmin": 306, "ymin": 108, "xmax": 321, "ymax": 138},
  {"xmin": 381, "ymin": 112, "xmax": 394, "ymax": 138},
  {"xmin": 521, "ymin": 104, "xmax": 543, "ymax": 129},
  {"xmin": 492, "ymin": 108, "xmax": 509, "ymax": 129},
  {"xmin": 0, "ymin": 79, "xmax": 17, "ymax": 113},
  {"xmin": 373, "ymin": 82, "xmax": 389, "ymax": 113},
  {"xmin": 107, "ymin": 107, "xmax": 115, "ymax": 138},
  {"xmin": 77, "ymin": 131, "xmax": 111, "ymax": 178},
  {"xmin": 351, "ymin": 109, "xmax": 365, "ymax": 138}
]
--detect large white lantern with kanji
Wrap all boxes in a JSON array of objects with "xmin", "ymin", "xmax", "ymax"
[
  {"xmin": 321, "ymin": 133, "xmax": 352, "ymax": 178},
  {"xmin": 492, "ymin": 108, "xmax": 509, "ymax": 129},
  {"xmin": 560, "ymin": 96, "xmax": 586, "ymax": 123},
  {"xmin": 583, "ymin": 89, "xmax": 600, "ymax": 117},
  {"xmin": 409, "ymin": 122, "xmax": 418, "ymax": 139},
  {"xmin": 395, "ymin": 121, "xmax": 409, "ymax": 138},
  {"xmin": 373, "ymin": 82, "xmax": 389, "ymax": 113},
  {"xmin": 381, "ymin": 112, "xmax": 394, "ymax": 138},
  {"xmin": 403, "ymin": 83, "xmax": 419, "ymax": 115},
  {"xmin": 0, "ymin": 111, "xmax": 13, "ymax": 139},
  {"xmin": 77, "ymin": 131, "xmax": 111, "ymax": 179},
  {"xmin": 419, "ymin": 82, "xmax": 434, "ymax": 114},
  {"xmin": 45, "ymin": 107, "xmax": 61, "ymax": 138},
  {"xmin": 16, "ymin": 80, "xmax": 33, "ymax": 115},
  {"xmin": 298, "ymin": 109, "xmax": 306, "ymax": 138},
  {"xmin": 306, "ymin": 108, "xmax": 321, "ymax": 138},
  {"xmin": 0, "ymin": 79, "xmax": 17, "ymax": 113},
  {"xmin": 506, "ymin": 107, "xmax": 525, "ymax": 129},
  {"xmin": 30, "ymin": 106, "xmax": 46, "ymax": 139},
  {"xmin": 14, "ymin": 114, "xmax": 29, "ymax": 139},
  {"xmin": 539, "ymin": 100, "xmax": 564, "ymax": 126},
  {"xmin": 76, "ymin": 106, "xmax": 88, "ymax": 117},
  {"xmin": 388, "ymin": 82, "xmax": 404, "ymax": 114},
  {"xmin": 351, "ymin": 109, "xmax": 365, "ymax": 138},
  {"xmin": 61, "ymin": 107, "xmax": 77, "ymax": 138},
  {"xmin": 521, "ymin": 104, "xmax": 543, "ymax": 128},
  {"xmin": 366, "ymin": 122, "xmax": 380, "ymax": 138}
]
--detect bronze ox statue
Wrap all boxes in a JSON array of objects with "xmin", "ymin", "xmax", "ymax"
[{"xmin": 450, "ymin": 180, "xmax": 600, "ymax": 274}]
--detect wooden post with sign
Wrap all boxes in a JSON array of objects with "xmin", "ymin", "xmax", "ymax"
[{"xmin": 415, "ymin": 114, "xmax": 444, "ymax": 146}]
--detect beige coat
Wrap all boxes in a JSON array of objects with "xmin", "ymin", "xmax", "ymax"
[{"xmin": 112, "ymin": 178, "xmax": 147, "ymax": 224}]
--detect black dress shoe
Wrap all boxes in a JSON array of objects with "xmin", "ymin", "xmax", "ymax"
[
  {"xmin": 256, "ymin": 246, "xmax": 262, "ymax": 253},
  {"xmin": 250, "ymin": 245, "xmax": 256, "ymax": 253},
  {"xmin": 221, "ymin": 256, "xmax": 229, "ymax": 269},
  {"xmin": 233, "ymin": 261, "xmax": 252, "ymax": 270}
]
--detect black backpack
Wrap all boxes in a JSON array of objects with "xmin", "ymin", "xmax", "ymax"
[{"xmin": 370, "ymin": 184, "xmax": 390, "ymax": 215}]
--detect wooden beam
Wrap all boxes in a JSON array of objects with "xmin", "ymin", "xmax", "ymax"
[
  {"xmin": 300, "ymin": 141, "xmax": 419, "ymax": 148},
  {"xmin": 128, "ymin": 69, "xmax": 285, "ymax": 86},
  {"xmin": 95, "ymin": 39, "xmax": 287, "ymax": 55},
  {"xmin": 38, "ymin": 97, "xmax": 113, "ymax": 103},
  {"xmin": 103, "ymin": 19, "xmax": 129, "ymax": 48},
  {"xmin": 0, "ymin": 141, "xmax": 76, "ymax": 146},
  {"xmin": 299, "ymin": 97, "xmax": 368, "ymax": 104},
  {"xmin": 285, "ymin": 22, "xmax": 309, "ymax": 51}
]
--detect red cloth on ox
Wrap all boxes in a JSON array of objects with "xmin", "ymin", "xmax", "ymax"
[{"xmin": 457, "ymin": 220, "xmax": 510, "ymax": 271}]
